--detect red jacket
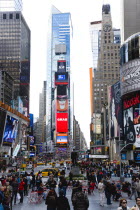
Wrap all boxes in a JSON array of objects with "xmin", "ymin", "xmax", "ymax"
[{"xmin": 19, "ymin": 181, "xmax": 25, "ymax": 191}]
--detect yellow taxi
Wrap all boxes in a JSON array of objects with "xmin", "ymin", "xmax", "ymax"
[
  {"xmin": 35, "ymin": 168, "xmax": 60, "ymax": 177},
  {"xmin": 37, "ymin": 162, "xmax": 45, "ymax": 166}
]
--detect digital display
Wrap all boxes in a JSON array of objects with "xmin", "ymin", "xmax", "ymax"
[
  {"xmin": 0, "ymin": 109, "xmax": 6, "ymax": 145},
  {"xmin": 56, "ymin": 134, "xmax": 68, "ymax": 144},
  {"xmin": 58, "ymin": 75, "xmax": 65, "ymax": 80},
  {"xmin": 3, "ymin": 115, "xmax": 18, "ymax": 146}
]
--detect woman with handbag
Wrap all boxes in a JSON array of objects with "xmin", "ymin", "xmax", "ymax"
[{"xmin": 45, "ymin": 189, "xmax": 57, "ymax": 210}]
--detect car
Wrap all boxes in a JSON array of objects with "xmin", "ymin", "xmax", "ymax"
[
  {"xmin": 35, "ymin": 168, "xmax": 60, "ymax": 177},
  {"xmin": 37, "ymin": 162, "xmax": 45, "ymax": 166}
]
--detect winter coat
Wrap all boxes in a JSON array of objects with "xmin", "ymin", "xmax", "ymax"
[
  {"xmin": 45, "ymin": 194, "xmax": 57, "ymax": 209},
  {"xmin": 131, "ymin": 205, "xmax": 140, "ymax": 210},
  {"xmin": 72, "ymin": 191, "xmax": 89, "ymax": 210},
  {"xmin": 57, "ymin": 195, "xmax": 70, "ymax": 210},
  {"xmin": 12, "ymin": 181, "xmax": 19, "ymax": 192}
]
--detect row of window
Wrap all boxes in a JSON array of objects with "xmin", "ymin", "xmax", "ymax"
[{"xmin": 2, "ymin": 13, "xmax": 20, "ymax": 20}]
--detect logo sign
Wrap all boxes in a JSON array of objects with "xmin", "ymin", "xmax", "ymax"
[
  {"xmin": 57, "ymin": 60, "xmax": 66, "ymax": 72},
  {"xmin": 56, "ymin": 99, "xmax": 68, "ymax": 111},
  {"xmin": 56, "ymin": 113, "xmax": 68, "ymax": 133},
  {"xmin": 58, "ymin": 75, "xmax": 66, "ymax": 80},
  {"xmin": 123, "ymin": 93, "xmax": 140, "ymax": 109},
  {"xmin": 55, "ymin": 72, "xmax": 69, "ymax": 85},
  {"xmin": 120, "ymin": 59, "xmax": 140, "ymax": 96},
  {"xmin": 56, "ymin": 133, "xmax": 68, "ymax": 144}
]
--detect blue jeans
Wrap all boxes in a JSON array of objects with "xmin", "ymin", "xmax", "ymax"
[{"xmin": 62, "ymin": 186, "xmax": 67, "ymax": 196}]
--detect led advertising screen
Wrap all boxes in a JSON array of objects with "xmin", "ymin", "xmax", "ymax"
[
  {"xmin": 55, "ymin": 72, "xmax": 69, "ymax": 85},
  {"xmin": 56, "ymin": 113, "xmax": 68, "ymax": 133},
  {"xmin": 56, "ymin": 99, "xmax": 68, "ymax": 111},
  {"xmin": 57, "ymin": 60, "xmax": 66, "ymax": 72},
  {"xmin": 0, "ymin": 109, "xmax": 6, "ymax": 145},
  {"xmin": 109, "ymin": 81, "xmax": 123, "ymax": 138},
  {"xmin": 57, "ymin": 85, "xmax": 67, "ymax": 97},
  {"xmin": 3, "ymin": 115, "xmax": 19, "ymax": 146},
  {"xmin": 123, "ymin": 93, "xmax": 140, "ymax": 146},
  {"xmin": 56, "ymin": 133, "xmax": 68, "ymax": 144}
]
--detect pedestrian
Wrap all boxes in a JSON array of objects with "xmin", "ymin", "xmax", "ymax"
[
  {"xmin": 98, "ymin": 179, "xmax": 105, "ymax": 207},
  {"xmin": 136, "ymin": 178, "xmax": 140, "ymax": 197},
  {"xmin": 129, "ymin": 178, "xmax": 137, "ymax": 200},
  {"xmin": 72, "ymin": 185, "xmax": 89, "ymax": 210},
  {"xmin": 105, "ymin": 182, "xmax": 112, "ymax": 205},
  {"xmin": 131, "ymin": 196, "xmax": 140, "ymax": 210},
  {"xmin": 117, "ymin": 198, "xmax": 130, "ymax": 210},
  {"xmin": 56, "ymin": 190, "xmax": 70, "ymax": 210},
  {"xmin": 11, "ymin": 178, "xmax": 19, "ymax": 205},
  {"xmin": 18, "ymin": 178, "xmax": 25, "ymax": 204},
  {"xmin": 45, "ymin": 189, "xmax": 57, "ymax": 210}
]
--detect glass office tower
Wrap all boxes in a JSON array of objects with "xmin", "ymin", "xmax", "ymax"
[
  {"xmin": 0, "ymin": 0, "xmax": 22, "ymax": 11},
  {"xmin": 46, "ymin": 6, "xmax": 73, "ymax": 157},
  {"xmin": 0, "ymin": 11, "xmax": 30, "ymax": 110}
]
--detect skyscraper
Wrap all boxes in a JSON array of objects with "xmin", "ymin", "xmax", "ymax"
[
  {"xmin": 0, "ymin": 0, "xmax": 22, "ymax": 11},
  {"xmin": 0, "ymin": 11, "xmax": 30, "ymax": 110},
  {"xmin": 121, "ymin": 0, "xmax": 140, "ymax": 43},
  {"xmin": 90, "ymin": 4, "xmax": 121, "ymax": 155},
  {"xmin": 90, "ymin": 4, "xmax": 120, "ymax": 114},
  {"xmin": 46, "ymin": 6, "xmax": 73, "ymax": 157}
]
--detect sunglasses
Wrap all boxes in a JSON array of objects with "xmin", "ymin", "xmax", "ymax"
[{"xmin": 122, "ymin": 202, "xmax": 127, "ymax": 204}]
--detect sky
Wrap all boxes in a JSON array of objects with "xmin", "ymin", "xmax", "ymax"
[{"xmin": 22, "ymin": 0, "xmax": 121, "ymax": 147}]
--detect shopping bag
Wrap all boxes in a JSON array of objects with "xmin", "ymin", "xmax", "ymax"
[{"xmin": 17, "ymin": 193, "xmax": 21, "ymax": 200}]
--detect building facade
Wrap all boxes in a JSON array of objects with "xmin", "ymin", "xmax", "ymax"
[
  {"xmin": 46, "ymin": 6, "xmax": 73, "ymax": 159},
  {"xmin": 0, "ymin": 0, "xmax": 22, "ymax": 11},
  {"xmin": 90, "ymin": 4, "xmax": 121, "ymax": 157},
  {"xmin": 121, "ymin": 0, "xmax": 140, "ymax": 43},
  {"xmin": 0, "ymin": 11, "xmax": 30, "ymax": 111},
  {"xmin": 0, "ymin": 70, "xmax": 14, "ymax": 106}
]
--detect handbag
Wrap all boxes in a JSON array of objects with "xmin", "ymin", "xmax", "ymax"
[{"xmin": 17, "ymin": 193, "xmax": 21, "ymax": 200}]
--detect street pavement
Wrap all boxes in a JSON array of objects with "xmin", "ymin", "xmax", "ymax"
[{"xmin": 12, "ymin": 177, "xmax": 136, "ymax": 210}]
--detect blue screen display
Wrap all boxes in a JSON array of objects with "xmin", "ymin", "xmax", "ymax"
[
  {"xmin": 3, "ymin": 116, "xmax": 18, "ymax": 145},
  {"xmin": 58, "ymin": 75, "xmax": 65, "ymax": 80}
]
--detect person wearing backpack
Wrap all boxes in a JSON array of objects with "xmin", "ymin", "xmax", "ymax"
[
  {"xmin": 72, "ymin": 185, "xmax": 89, "ymax": 210},
  {"xmin": 56, "ymin": 190, "xmax": 70, "ymax": 210}
]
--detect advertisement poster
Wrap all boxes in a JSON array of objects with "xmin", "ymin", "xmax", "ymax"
[
  {"xmin": 3, "ymin": 115, "xmax": 19, "ymax": 146},
  {"xmin": 0, "ymin": 109, "xmax": 6, "ymax": 145},
  {"xmin": 56, "ymin": 133, "xmax": 68, "ymax": 144},
  {"xmin": 109, "ymin": 82, "xmax": 123, "ymax": 138},
  {"xmin": 56, "ymin": 113, "xmax": 68, "ymax": 133},
  {"xmin": 134, "ymin": 124, "xmax": 140, "ymax": 147},
  {"xmin": 56, "ymin": 99, "xmax": 68, "ymax": 111},
  {"xmin": 55, "ymin": 72, "xmax": 69, "ymax": 85},
  {"xmin": 57, "ymin": 85, "xmax": 67, "ymax": 97}
]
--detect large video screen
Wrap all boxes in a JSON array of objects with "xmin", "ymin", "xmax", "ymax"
[
  {"xmin": 3, "ymin": 115, "xmax": 19, "ymax": 146},
  {"xmin": 0, "ymin": 109, "xmax": 6, "ymax": 145},
  {"xmin": 123, "ymin": 93, "xmax": 140, "ymax": 147}
]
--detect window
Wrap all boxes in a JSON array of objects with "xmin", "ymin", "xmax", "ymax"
[
  {"xmin": 9, "ymin": 14, "xmax": 13, "ymax": 19},
  {"xmin": 16, "ymin": 13, "xmax": 19, "ymax": 19},
  {"xmin": 3, "ymin": 14, "xmax": 6, "ymax": 19}
]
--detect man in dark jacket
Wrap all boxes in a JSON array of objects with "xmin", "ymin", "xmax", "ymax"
[
  {"xmin": 11, "ymin": 178, "xmax": 19, "ymax": 205},
  {"xmin": 57, "ymin": 190, "xmax": 70, "ymax": 210},
  {"xmin": 72, "ymin": 185, "xmax": 89, "ymax": 210}
]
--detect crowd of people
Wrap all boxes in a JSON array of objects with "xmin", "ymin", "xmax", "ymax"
[{"xmin": 0, "ymin": 161, "xmax": 140, "ymax": 209}]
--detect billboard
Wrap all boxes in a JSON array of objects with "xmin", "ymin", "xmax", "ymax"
[
  {"xmin": 57, "ymin": 60, "xmax": 66, "ymax": 72},
  {"xmin": 109, "ymin": 81, "xmax": 123, "ymax": 138},
  {"xmin": 0, "ymin": 109, "xmax": 6, "ymax": 145},
  {"xmin": 123, "ymin": 92, "xmax": 140, "ymax": 147},
  {"xmin": 56, "ymin": 99, "xmax": 68, "ymax": 111},
  {"xmin": 92, "ymin": 113, "xmax": 101, "ymax": 134},
  {"xmin": 120, "ymin": 59, "xmax": 140, "ymax": 96},
  {"xmin": 57, "ymin": 85, "xmax": 67, "ymax": 97},
  {"xmin": 55, "ymin": 72, "xmax": 69, "ymax": 85},
  {"xmin": 56, "ymin": 113, "xmax": 68, "ymax": 133},
  {"xmin": 56, "ymin": 133, "xmax": 68, "ymax": 144},
  {"xmin": 3, "ymin": 115, "xmax": 19, "ymax": 146}
]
